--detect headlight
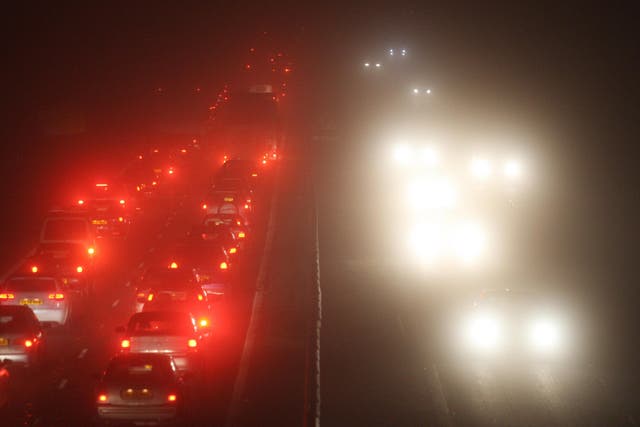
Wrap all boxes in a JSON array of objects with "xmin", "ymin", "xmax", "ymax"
[
  {"xmin": 392, "ymin": 144, "xmax": 412, "ymax": 164},
  {"xmin": 529, "ymin": 317, "xmax": 562, "ymax": 353},
  {"xmin": 467, "ymin": 312, "xmax": 502, "ymax": 350},
  {"xmin": 408, "ymin": 223, "xmax": 443, "ymax": 262},
  {"xmin": 470, "ymin": 157, "xmax": 492, "ymax": 180},
  {"xmin": 503, "ymin": 159, "xmax": 523, "ymax": 180}
]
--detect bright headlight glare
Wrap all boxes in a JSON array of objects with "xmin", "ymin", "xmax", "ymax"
[
  {"xmin": 406, "ymin": 179, "xmax": 457, "ymax": 211},
  {"xmin": 408, "ymin": 224, "xmax": 442, "ymax": 261},
  {"xmin": 393, "ymin": 144, "xmax": 412, "ymax": 164},
  {"xmin": 471, "ymin": 157, "xmax": 492, "ymax": 179},
  {"xmin": 467, "ymin": 313, "xmax": 501, "ymax": 350},
  {"xmin": 503, "ymin": 159, "xmax": 523, "ymax": 180},
  {"xmin": 421, "ymin": 147, "xmax": 438, "ymax": 166},
  {"xmin": 530, "ymin": 318, "xmax": 562, "ymax": 352}
]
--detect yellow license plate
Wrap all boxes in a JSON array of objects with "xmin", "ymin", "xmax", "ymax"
[
  {"xmin": 223, "ymin": 197, "xmax": 234, "ymax": 202},
  {"xmin": 92, "ymin": 219, "xmax": 108, "ymax": 225},
  {"xmin": 21, "ymin": 298, "xmax": 42, "ymax": 305},
  {"xmin": 0, "ymin": 338, "xmax": 8, "ymax": 346}
]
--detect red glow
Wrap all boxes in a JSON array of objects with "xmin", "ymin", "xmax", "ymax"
[
  {"xmin": 201, "ymin": 203, "xmax": 208, "ymax": 210},
  {"xmin": 167, "ymin": 394, "xmax": 178, "ymax": 402},
  {"xmin": 251, "ymin": 172, "xmax": 258, "ymax": 177},
  {"xmin": 284, "ymin": 67, "xmax": 292, "ymax": 73},
  {"xmin": 98, "ymin": 394, "xmax": 108, "ymax": 403},
  {"xmin": 87, "ymin": 247, "xmax": 95, "ymax": 256},
  {"xmin": 118, "ymin": 216, "xmax": 124, "ymax": 223},
  {"xmin": 77, "ymin": 199, "xmax": 84, "ymax": 205},
  {"xmin": 138, "ymin": 154, "xmax": 143, "ymax": 160},
  {"xmin": 0, "ymin": 293, "xmax": 15, "ymax": 300},
  {"xmin": 48, "ymin": 293, "xmax": 65, "ymax": 300},
  {"xmin": 199, "ymin": 318, "xmax": 208, "ymax": 327},
  {"xmin": 147, "ymin": 293, "xmax": 154, "ymax": 302},
  {"xmin": 121, "ymin": 339, "xmax": 130, "ymax": 349},
  {"xmin": 245, "ymin": 64, "xmax": 252, "ymax": 70},
  {"xmin": 31, "ymin": 266, "xmax": 38, "ymax": 273},
  {"xmin": 229, "ymin": 247, "xmax": 237, "ymax": 255},
  {"xmin": 187, "ymin": 339, "xmax": 198, "ymax": 348},
  {"xmin": 96, "ymin": 183, "xmax": 108, "ymax": 188},
  {"xmin": 238, "ymin": 231, "xmax": 246, "ymax": 239},
  {"xmin": 170, "ymin": 261, "xmax": 178, "ymax": 269},
  {"xmin": 262, "ymin": 159, "xmax": 267, "ymax": 165},
  {"xmin": 76, "ymin": 266, "xmax": 84, "ymax": 273},
  {"xmin": 24, "ymin": 339, "xmax": 34, "ymax": 348},
  {"xmin": 220, "ymin": 261, "xmax": 228, "ymax": 270}
]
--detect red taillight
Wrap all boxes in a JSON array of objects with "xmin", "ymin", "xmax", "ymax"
[
  {"xmin": 167, "ymin": 394, "xmax": 177, "ymax": 402},
  {"xmin": 0, "ymin": 293, "xmax": 15, "ymax": 300},
  {"xmin": 199, "ymin": 318, "xmax": 208, "ymax": 328},
  {"xmin": 31, "ymin": 265, "xmax": 38, "ymax": 273},
  {"xmin": 197, "ymin": 294, "xmax": 204, "ymax": 301},
  {"xmin": 118, "ymin": 216, "xmax": 124, "ymax": 223},
  {"xmin": 121, "ymin": 339, "xmax": 130, "ymax": 348},
  {"xmin": 229, "ymin": 247, "xmax": 237, "ymax": 255},
  {"xmin": 251, "ymin": 172, "xmax": 258, "ymax": 177},
  {"xmin": 147, "ymin": 293, "xmax": 154, "ymax": 302},
  {"xmin": 169, "ymin": 261, "xmax": 178, "ymax": 269},
  {"xmin": 98, "ymin": 394, "xmax": 108, "ymax": 403},
  {"xmin": 201, "ymin": 203, "xmax": 208, "ymax": 210},
  {"xmin": 78, "ymin": 199, "xmax": 84, "ymax": 205},
  {"xmin": 187, "ymin": 339, "xmax": 197, "ymax": 348},
  {"xmin": 87, "ymin": 247, "xmax": 95, "ymax": 256},
  {"xmin": 261, "ymin": 159, "xmax": 267, "ymax": 165},
  {"xmin": 168, "ymin": 168, "xmax": 174, "ymax": 175},
  {"xmin": 219, "ymin": 261, "xmax": 228, "ymax": 270},
  {"xmin": 24, "ymin": 339, "xmax": 34, "ymax": 348},
  {"xmin": 76, "ymin": 266, "xmax": 84, "ymax": 273},
  {"xmin": 119, "ymin": 199, "xmax": 125, "ymax": 205},
  {"xmin": 152, "ymin": 181, "xmax": 158, "ymax": 186},
  {"xmin": 238, "ymin": 231, "xmax": 246, "ymax": 239},
  {"xmin": 48, "ymin": 293, "xmax": 65, "ymax": 301}
]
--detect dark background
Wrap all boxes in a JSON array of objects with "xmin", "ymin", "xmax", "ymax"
[{"xmin": 2, "ymin": 0, "xmax": 639, "ymax": 361}]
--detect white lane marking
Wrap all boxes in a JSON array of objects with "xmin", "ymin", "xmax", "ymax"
[
  {"xmin": 58, "ymin": 378, "xmax": 68, "ymax": 389},
  {"xmin": 312, "ymin": 187, "xmax": 322, "ymax": 427},
  {"xmin": 77, "ymin": 348, "xmax": 88, "ymax": 359},
  {"xmin": 112, "ymin": 299, "xmax": 120, "ymax": 308},
  {"xmin": 226, "ymin": 165, "xmax": 281, "ymax": 427}
]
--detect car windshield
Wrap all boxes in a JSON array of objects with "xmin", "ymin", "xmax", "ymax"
[
  {"xmin": 128, "ymin": 312, "xmax": 194, "ymax": 335},
  {"xmin": 104, "ymin": 357, "xmax": 174, "ymax": 382},
  {"xmin": 42, "ymin": 219, "xmax": 88, "ymax": 241},
  {"xmin": 6, "ymin": 278, "xmax": 57, "ymax": 292}
]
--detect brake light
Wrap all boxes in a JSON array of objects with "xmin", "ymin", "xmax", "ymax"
[
  {"xmin": 199, "ymin": 318, "xmax": 208, "ymax": 327},
  {"xmin": 181, "ymin": 148, "xmax": 187, "ymax": 154},
  {"xmin": 219, "ymin": 261, "xmax": 228, "ymax": 270},
  {"xmin": 152, "ymin": 181, "xmax": 158, "ymax": 186},
  {"xmin": 77, "ymin": 199, "xmax": 84, "ymax": 205},
  {"xmin": 167, "ymin": 394, "xmax": 177, "ymax": 402},
  {"xmin": 244, "ymin": 204, "xmax": 250, "ymax": 209},
  {"xmin": 76, "ymin": 266, "xmax": 84, "ymax": 273},
  {"xmin": 197, "ymin": 294, "xmax": 204, "ymax": 301},
  {"xmin": 138, "ymin": 154, "xmax": 143, "ymax": 160},
  {"xmin": 168, "ymin": 168, "xmax": 174, "ymax": 175},
  {"xmin": 119, "ymin": 199, "xmax": 125, "ymax": 205},
  {"xmin": 261, "ymin": 159, "xmax": 267, "ymax": 165},
  {"xmin": 201, "ymin": 203, "xmax": 207, "ymax": 210},
  {"xmin": 187, "ymin": 339, "xmax": 197, "ymax": 348},
  {"xmin": 87, "ymin": 247, "xmax": 95, "ymax": 256},
  {"xmin": 24, "ymin": 339, "xmax": 34, "ymax": 348},
  {"xmin": 251, "ymin": 172, "xmax": 258, "ymax": 177},
  {"xmin": 236, "ymin": 220, "xmax": 242, "ymax": 226},
  {"xmin": 96, "ymin": 183, "xmax": 108, "ymax": 188},
  {"xmin": 31, "ymin": 265, "xmax": 38, "ymax": 273},
  {"xmin": 121, "ymin": 339, "xmax": 130, "ymax": 348},
  {"xmin": 238, "ymin": 232, "xmax": 246, "ymax": 239},
  {"xmin": 147, "ymin": 293, "xmax": 154, "ymax": 302},
  {"xmin": 0, "ymin": 293, "xmax": 14, "ymax": 300},
  {"xmin": 229, "ymin": 247, "xmax": 237, "ymax": 254},
  {"xmin": 48, "ymin": 293, "xmax": 65, "ymax": 301},
  {"xmin": 98, "ymin": 394, "xmax": 108, "ymax": 403},
  {"xmin": 118, "ymin": 216, "xmax": 124, "ymax": 223},
  {"xmin": 136, "ymin": 292, "xmax": 146, "ymax": 299},
  {"xmin": 169, "ymin": 261, "xmax": 178, "ymax": 269}
]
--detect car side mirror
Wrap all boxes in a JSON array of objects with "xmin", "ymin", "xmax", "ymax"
[{"xmin": 115, "ymin": 326, "xmax": 125, "ymax": 334}]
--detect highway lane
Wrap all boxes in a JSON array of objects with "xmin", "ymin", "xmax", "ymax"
[
  {"xmin": 314, "ymin": 132, "xmax": 640, "ymax": 426},
  {"xmin": 0, "ymin": 136, "xmax": 277, "ymax": 425}
]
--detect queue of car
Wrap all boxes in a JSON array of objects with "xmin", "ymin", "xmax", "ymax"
[{"xmin": 0, "ymin": 136, "xmax": 270, "ymax": 424}]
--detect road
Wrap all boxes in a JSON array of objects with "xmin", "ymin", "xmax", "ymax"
[{"xmin": 314, "ymin": 128, "xmax": 640, "ymax": 426}]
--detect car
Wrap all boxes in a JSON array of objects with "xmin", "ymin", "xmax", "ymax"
[
  {"xmin": 201, "ymin": 179, "xmax": 254, "ymax": 222},
  {"xmin": 72, "ymin": 182, "xmax": 137, "ymax": 238},
  {"xmin": 121, "ymin": 164, "xmax": 161, "ymax": 198},
  {"xmin": 458, "ymin": 289, "xmax": 570, "ymax": 361},
  {"xmin": 95, "ymin": 353, "xmax": 188, "ymax": 425},
  {"xmin": 142, "ymin": 284, "xmax": 213, "ymax": 333},
  {"xmin": 1, "ymin": 276, "xmax": 71, "ymax": 326},
  {"xmin": 116, "ymin": 311, "xmax": 204, "ymax": 372},
  {"xmin": 133, "ymin": 266, "xmax": 202, "ymax": 313},
  {"xmin": 202, "ymin": 213, "xmax": 249, "ymax": 245},
  {"xmin": 22, "ymin": 248, "xmax": 93, "ymax": 296},
  {"xmin": 162, "ymin": 240, "xmax": 231, "ymax": 299},
  {"xmin": 39, "ymin": 210, "xmax": 98, "ymax": 262},
  {"xmin": 188, "ymin": 224, "xmax": 240, "ymax": 259},
  {"xmin": 0, "ymin": 305, "xmax": 44, "ymax": 367},
  {"xmin": 217, "ymin": 158, "xmax": 260, "ymax": 190}
]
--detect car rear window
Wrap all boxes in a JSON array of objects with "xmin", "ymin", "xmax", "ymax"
[
  {"xmin": 128, "ymin": 312, "xmax": 194, "ymax": 335},
  {"xmin": 0, "ymin": 310, "xmax": 36, "ymax": 333},
  {"xmin": 105, "ymin": 357, "xmax": 174, "ymax": 382},
  {"xmin": 43, "ymin": 219, "xmax": 88, "ymax": 241},
  {"xmin": 6, "ymin": 278, "xmax": 57, "ymax": 292}
]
